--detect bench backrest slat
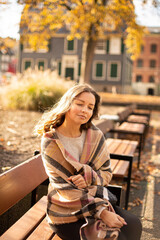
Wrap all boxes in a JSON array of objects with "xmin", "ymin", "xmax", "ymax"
[
  {"xmin": 0, "ymin": 154, "xmax": 48, "ymax": 215},
  {"xmin": 94, "ymin": 119, "xmax": 114, "ymax": 135}
]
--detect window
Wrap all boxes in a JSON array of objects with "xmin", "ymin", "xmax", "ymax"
[
  {"xmin": 78, "ymin": 62, "xmax": 81, "ymax": 76},
  {"xmin": 61, "ymin": 55, "xmax": 78, "ymax": 81},
  {"xmin": 150, "ymin": 59, "xmax": 156, "ymax": 68},
  {"xmin": 22, "ymin": 58, "xmax": 34, "ymax": 71},
  {"xmin": 141, "ymin": 45, "xmax": 144, "ymax": 53},
  {"xmin": 58, "ymin": 61, "xmax": 61, "ymax": 76},
  {"xmin": 1, "ymin": 63, "xmax": 8, "ymax": 71},
  {"xmin": 121, "ymin": 38, "xmax": 125, "ymax": 53},
  {"xmin": 36, "ymin": 59, "xmax": 47, "ymax": 70},
  {"xmin": 67, "ymin": 40, "xmax": 74, "ymax": 51},
  {"xmin": 110, "ymin": 64, "xmax": 117, "ymax": 78},
  {"xmin": 93, "ymin": 61, "xmax": 106, "ymax": 80},
  {"xmin": 38, "ymin": 61, "xmax": 45, "ymax": 70},
  {"xmin": 64, "ymin": 39, "xmax": 77, "ymax": 53},
  {"xmin": 136, "ymin": 75, "xmax": 142, "ymax": 82},
  {"xmin": 150, "ymin": 44, "xmax": 157, "ymax": 53},
  {"xmin": 149, "ymin": 76, "xmax": 155, "ymax": 83},
  {"xmin": 2, "ymin": 55, "xmax": 10, "ymax": 62},
  {"xmin": 109, "ymin": 37, "xmax": 121, "ymax": 54},
  {"xmin": 106, "ymin": 39, "xmax": 110, "ymax": 53},
  {"xmin": 137, "ymin": 59, "xmax": 143, "ymax": 68},
  {"xmin": 96, "ymin": 63, "xmax": 103, "ymax": 77},
  {"xmin": 24, "ymin": 61, "xmax": 31, "ymax": 70},
  {"xmin": 107, "ymin": 61, "xmax": 121, "ymax": 81},
  {"xmin": 95, "ymin": 40, "xmax": 106, "ymax": 54}
]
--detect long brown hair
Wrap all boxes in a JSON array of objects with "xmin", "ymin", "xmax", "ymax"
[{"xmin": 35, "ymin": 83, "xmax": 101, "ymax": 136}]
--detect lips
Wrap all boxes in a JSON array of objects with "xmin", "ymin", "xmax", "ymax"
[{"xmin": 78, "ymin": 115, "xmax": 86, "ymax": 119}]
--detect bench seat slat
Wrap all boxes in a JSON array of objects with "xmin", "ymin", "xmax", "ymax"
[
  {"xmin": 111, "ymin": 160, "xmax": 129, "ymax": 177},
  {"xmin": 123, "ymin": 141, "xmax": 138, "ymax": 156},
  {"xmin": 52, "ymin": 234, "xmax": 63, "ymax": 240},
  {"xmin": 106, "ymin": 139, "xmax": 122, "ymax": 153},
  {"xmin": 1, "ymin": 196, "xmax": 47, "ymax": 240},
  {"xmin": 127, "ymin": 115, "xmax": 148, "ymax": 124},
  {"xmin": 107, "ymin": 138, "xmax": 138, "ymax": 156},
  {"xmin": 27, "ymin": 217, "xmax": 55, "ymax": 240},
  {"xmin": 110, "ymin": 159, "xmax": 119, "ymax": 171},
  {"xmin": 116, "ymin": 122, "xmax": 145, "ymax": 134}
]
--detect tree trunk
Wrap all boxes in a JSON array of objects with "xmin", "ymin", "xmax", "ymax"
[{"xmin": 79, "ymin": 37, "xmax": 97, "ymax": 84}]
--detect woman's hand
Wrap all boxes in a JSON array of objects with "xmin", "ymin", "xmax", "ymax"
[
  {"xmin": 100, "ymin": 209, "xmax": 127, "ymax": 228},
  {"xmin": 68, "ymin": 174, "xmax": 87, "ymax": 189}
]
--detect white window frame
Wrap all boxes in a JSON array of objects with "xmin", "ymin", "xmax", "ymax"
[
  {"xmin": 64, "ymin": 38, "xmax": 77, "ymax": 54},
  {"xmin": 95, "ymin": 40, "xmax": 106, "ymax": 54},
  {"xmin": 23, "ymin": 42, "xmax": 34, "ymax": 53},
  {"xmin": 92, "ymin": 60, "xmax": 106, "ymax": 81},
  {"xmin": 22, "ymin": 58, "xmax": 34, "ymax": 71},
  {"xmin": 109, "ymin": 37, "xmax": 121, "ymax": 55},
  {"xmin": 61, "ymin": 55, "xmax": 78, "ymax": 80},
  {"xmin": 107, "ymin": 61, "xmax": 121, "ymax": 81},
  {"xmin": 2, "ymin": 55, "xmax": 10, "ymax": 62},
  {"xmin": 35, "ymin": 58, "xmax": 48, "ymax": 70},
  {"xmin": 1, "ymin": 63, "xmax": 8, "ymax": 71}
]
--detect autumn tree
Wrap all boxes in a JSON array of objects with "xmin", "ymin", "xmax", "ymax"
[
  {"xmin": 0, "ymin": 37, "xmax": 17, "ymax": 52},
  {"xmin": 17, "ymin": 0, "xmax": 151, "ymax": 82}
]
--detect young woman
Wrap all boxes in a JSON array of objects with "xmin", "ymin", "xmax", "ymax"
[{"xmin": 35, "ymin": 84, "xmax": 142, "ymax": 240}]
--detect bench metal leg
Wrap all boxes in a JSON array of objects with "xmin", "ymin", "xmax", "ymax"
[
  {"xmin": 125, "ymin": 157, "xmax": 133, "ymax": 210},
  {"xmin": 31, "ymin": 187, "xmax": 38, "ymax": 207},
  {"xmin": 137, "ymin": 134, "xmax": 143, "ymax": 169}
]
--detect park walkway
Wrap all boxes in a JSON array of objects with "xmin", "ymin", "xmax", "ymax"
[{"xmin": 128, "ymin": 111, "xmax": 160, "ymax": 240}]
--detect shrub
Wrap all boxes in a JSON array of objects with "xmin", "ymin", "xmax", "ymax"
[{"xmin": 0, "ymin": 69, "xmax": 74, "ymax": 111}]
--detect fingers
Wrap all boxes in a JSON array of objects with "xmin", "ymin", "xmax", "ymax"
[
  {"xmin": 113, "ymin": 215, "xmax": 127, "ymax": 228},
  {"xmin": 68, "ymin": 175, "xmax": 87, "ymax": 189},
  {"xmin": 100, "ymin": 210, "xmax": 127, "ymax": 228}
]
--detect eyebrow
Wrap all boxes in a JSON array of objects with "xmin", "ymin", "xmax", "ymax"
[{"xmin": 75, "ymin": 98, "xmax": 95, "ymax": 106}]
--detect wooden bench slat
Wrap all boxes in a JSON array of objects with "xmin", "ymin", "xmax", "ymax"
[
  {"xmin": 127, "ymin": 115, "xmax": 148, "ymax": 124},
  {"xmin": 0, "ymin": 154, "xmax": 48, "ymax": 215},
  {"xmin": 110, "ymin": 159, "xmax": 119, "ymax": 171},
  {"xmin": 106, "ymin": 139, "xmax": 122, "ymax": 153},
  {"xmin": 52, "ymin": 234, "xmax": 63, "ymax": 240},
  {"xmin": 112, "ymin": 160, "xmax": 129, "ymax": 177},
  {"xmin": 107, "ymin": 138, "xmax": 138, "ymax": 156},
  {"xmin": 116, "ymin": 122, "xmax": 145, "ymax": 133},
  {"xmin": 1, "ymin": 196, "xmax": 47, "ymax": 240},
  {"xmin": 123, "ymin": 141, "xmax": 138, "ymax": 156},
  {"xmin": 27, "ymin": 217, "xmax": 55, "ymax": 240}
]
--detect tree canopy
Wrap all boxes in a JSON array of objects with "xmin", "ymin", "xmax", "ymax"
[{"xmin": 18, "ymin": 0, "xmax": 148, "ymax": 60}]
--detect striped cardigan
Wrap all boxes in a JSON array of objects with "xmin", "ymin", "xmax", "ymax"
[{"xmin": 41, "ymin": 124, "xmax": 120, "ymax": 239}]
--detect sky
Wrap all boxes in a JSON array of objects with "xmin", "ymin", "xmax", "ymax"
[{"xmin": 0, "ymin": 0, "xmax": 160, "ymax": 40}]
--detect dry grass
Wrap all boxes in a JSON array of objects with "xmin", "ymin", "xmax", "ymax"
[{"xmin": 0, "ymin": 69, "xmax": 74, "ymax": 111}]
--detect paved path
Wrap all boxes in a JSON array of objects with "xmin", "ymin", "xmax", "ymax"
[{"xmin": 128, "ymin": 111, "xmax": 160, "ymax": 240}]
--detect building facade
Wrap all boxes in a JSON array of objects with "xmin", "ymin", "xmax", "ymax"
[
  {"xmin": 132, "ymin": 27, "xmax": 160, "ymax": 95},
  {"xmin": 18, "ymin": 33, "xmax": 133, "ymax": 93}
]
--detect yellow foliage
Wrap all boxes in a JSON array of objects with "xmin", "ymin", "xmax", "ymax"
[
  {"xmin": 0, "ymin": 37, "xmax": 17, "ymax": 51},
  {"xmin": 19, "ymin": 0, "xmax": 146, "ymax": 57}
]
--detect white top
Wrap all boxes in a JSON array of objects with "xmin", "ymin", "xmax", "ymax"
[{"xmin": 56, "ymin": 130, "xmax": 86, "ymax": 161}]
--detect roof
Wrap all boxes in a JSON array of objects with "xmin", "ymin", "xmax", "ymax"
[{"xmin": 147, "ymin": 27, "xmax": 160, "ymax": 34}]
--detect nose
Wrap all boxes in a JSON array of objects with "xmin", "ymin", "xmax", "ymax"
[{"xmin": 82, "ymin": 106, "xmax": 87, "ymax": 113}]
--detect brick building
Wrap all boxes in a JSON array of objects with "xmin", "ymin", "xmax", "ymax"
[{"xmin": 132, "ymin": 27, "xmax": 160, "ymax": 95}]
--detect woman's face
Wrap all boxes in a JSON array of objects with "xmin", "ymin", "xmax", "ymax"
[{"xmin": 65, "ymin": 92, "xmax": 96, "ymax": 126}]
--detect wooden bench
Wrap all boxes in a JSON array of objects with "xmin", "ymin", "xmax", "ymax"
[
  {"xmin": 118, "ymin": 104, "xmax": 150, "ymax": 127},
  {"xmin": 0, "ymin": 154, "xmax": 122, "ymax": 239},
  {"xmin": 95, "ymin": 119, "xmax": 138, "ymax": 210},
  {"xmin": 101, "ymin": 106, "xmax": 147, "ymax": 168},
  {"xmin": 113, "ymin": 121, "xmax": 145, "ymax": 168}
]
